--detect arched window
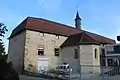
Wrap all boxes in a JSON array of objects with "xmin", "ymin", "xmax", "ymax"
[
  {"xmin": 94, "ymin": 48, "xmax": 97, "ymax": 59},
  {"xmin": 74, "ymin": 49, "xmax": 78, "ymax": 59}
]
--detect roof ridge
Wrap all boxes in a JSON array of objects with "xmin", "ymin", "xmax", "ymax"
[
  {"xmin": 9, "ymin": 16, "xmax": 115, "ymax": 44},
  {"xmin": 27, "ymin": 16, "xmax": 80, "ymax": 31},
  {"xmin": 80, "ymin": 32, "xmax": 85, "ymax": 42},
  {"xmin": 8, "ymin": 18, "xmax": 28, "ymax": 39},
  {"xmin": 84, "ymin": 30, "xmax": 114, "ymax": 41}
]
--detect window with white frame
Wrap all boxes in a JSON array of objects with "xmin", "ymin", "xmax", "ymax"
[
  {"xmin": 39, "ymin": 32, "xmax": 44, "ymax": 36},
  {"xmin": 56, "ymin": 35, "xmax": 59, "ymax": 39},
  {"xmin": 38, "ymin": 45, "xmax": 44, "ymax": 56}
]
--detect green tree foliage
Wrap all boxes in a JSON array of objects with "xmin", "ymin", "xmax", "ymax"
[
  {"xmin": 0, "ymin": 23, "xmax": 8, "ymax": 57},
  {"xmin": 0, "ymin": 23, "xmax": 19, "ymax": 80},
  {"xmin": 0, "ymin": 42, "xmax": 5, "ymax": 57},
  {"xmin": 0, "ymin": 23, "xmax": 8, "ymax": 37}
]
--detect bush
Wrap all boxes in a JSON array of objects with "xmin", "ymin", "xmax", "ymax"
[{"xmin": 0, "ymin": 56, "xmax": 19, "ymax": 80}]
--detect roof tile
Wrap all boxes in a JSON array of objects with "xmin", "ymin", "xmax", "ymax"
[{"xmin": 9, "ymin": 17, "xmax": 115, "ymax": 44}]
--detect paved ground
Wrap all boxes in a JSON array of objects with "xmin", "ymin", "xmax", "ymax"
[
  {"xmin": 19, "ymin": 75, "xmax": 79, "ymax": 80},
  {"xmin": 19, "ymin": 75, "xmax": 54, "ymax": 80}
]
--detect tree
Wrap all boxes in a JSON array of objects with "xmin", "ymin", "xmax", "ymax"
[
  {"xmin": 0, "ymin": 23, "xmax": 19, "ymax": 80},
  {"xmin": 0, "ymin": 56, "xmax": 19, "ymax": 80},
  {"xmin": 0, "ymin": 23, "xmax": 8, "ymax": 57}
]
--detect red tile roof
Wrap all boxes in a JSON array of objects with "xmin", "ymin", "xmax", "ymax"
[
  {"xmin": 61, "ymin": 32, "xmax": 102, "ymax": 47},
  {"xmin": 9, "ymin": 17, "xmax": 115, "ymax": 44}
]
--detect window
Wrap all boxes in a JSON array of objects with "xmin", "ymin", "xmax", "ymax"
[
  {"xmin": 101, "ymin": 49, "xmax": 105, "ymax": 58},
  {"xmin": 114, "ymin": 45, "xmax": 120, "ymax": 53},
  {"xmin": 39, "ymin": 32, "xmax": 44, "ymax": 36},
  {"xmin": 56, "ymin": 35, "xmax": 59, "ymax": 39},
  {"xmin": 54, "ymin": 48, "xmax": 59, "ymax": 56},
  {"xmin": 43, "ymin": 33, "xmax": 44, "ymax": 36},
  {"xmin": 107, "ymin": 51, "xmax": 114, "ymax": 54},
  {"xmin": 74, "ymin": 49, "xmax": 78, "ymax": 59},
  {"xmin": 117, "ymin": 36, "xmax": 120, "ymax": 41},
  {"xmin": 107, "ymin": 59, "xmax": 113, "ymax": 66},
  {"xmin": 94, "ymin": 48, "xmax": 97, "ymax": 59},
  {"xmin": 107, "ymin": 58, "xmax": 119, "ymax": 66},
  {"xmin": 38, "ymin": 47, "xmax": 44, "ymax": 55}
]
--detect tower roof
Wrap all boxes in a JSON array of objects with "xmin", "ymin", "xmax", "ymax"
[{"xmin": 75, "ymin": 11, "xmax": 81, "ymax": 20}]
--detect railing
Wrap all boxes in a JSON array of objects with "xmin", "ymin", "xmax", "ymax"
[
  {"xmin": 103, "ymin": 66, "xmax": 120, "ymax": 76},
  {"xmin": 77, "ymin": 65, "xmax": 120, "ymax": 80}
]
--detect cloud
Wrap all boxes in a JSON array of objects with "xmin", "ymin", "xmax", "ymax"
[{"xmin": 38, "ymin": 0, "xmax": 63, "ymax": 14}]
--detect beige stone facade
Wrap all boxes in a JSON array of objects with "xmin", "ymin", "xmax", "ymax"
[
  {"xmin": 7, "ymin": 16, "xmax": 115, "ymax": 75},
  {"xmin": 8, "ymin": 30, "xmax": 67, "ymax": 73},
  {"xmin": 24, "ymin": 30, "xmax": 67, "ymax": 72},
  {"xmin": 7, "ymin": 29, "xmax": 101, "ymax": 74}
]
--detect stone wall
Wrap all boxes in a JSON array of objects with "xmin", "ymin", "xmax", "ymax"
[
  {"xmin": 7, "ymin": 31, "xmax": 26, "ymax": 74},
  {"xmin": 24, "ymin": 30, "xmax": 67, "ymax": 72},
  {"xmin": 61, "ymin": 44, "xmax": 101, "ymax": 73}
]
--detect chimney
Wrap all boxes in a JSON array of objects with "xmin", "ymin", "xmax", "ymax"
[{"xmin": 75, "ymin": 11, "xmax": 81, "ymax": 29}]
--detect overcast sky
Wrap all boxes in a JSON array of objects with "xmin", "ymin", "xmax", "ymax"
[{"xmin": 0, "ymin": 0, "xmax": 120, "ymax": 53}]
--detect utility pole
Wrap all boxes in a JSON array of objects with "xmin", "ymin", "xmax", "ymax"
[
  {"xmin": 101, "ymin": 58, "xmax": 105, "ymax": 80},
  {"xmin": 77, "ymin": 44, "xmax": 82, "ymax": 80},
  {"xmin": 100, "ymin": 46, "xmax": 105, "ymax": 80}
]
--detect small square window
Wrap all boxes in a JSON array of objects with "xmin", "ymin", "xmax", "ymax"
[
  {"xmin": 56, "ymin": 35, "xmax": 59, "ymax": 39},
  {"xmin": 54, "ymin": 48, "xmax": 59, "ymax": 56},
  {"xmin": 43, "ymin": 33, "xmax": 44, "ymax": 36},
  {"xmin": 38, "ymin": 48, "xmax": 44, "ymax": 56},
  {"xmin": 39, "ymin": 32, "xmax": 44, "ymax": 36}
]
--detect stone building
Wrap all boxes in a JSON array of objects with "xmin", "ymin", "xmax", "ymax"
[{"xmin": 7, "ymin": 12, "xmax": 115, "ymax": 74}]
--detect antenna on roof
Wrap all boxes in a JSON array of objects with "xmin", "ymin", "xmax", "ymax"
[
  {"xmin": 77, "ymin": 3, "xmax": 79, "ymax": 11},
  {"xmin": 76, "ymin": 0, "xmax": 79, "ymax": 11}
]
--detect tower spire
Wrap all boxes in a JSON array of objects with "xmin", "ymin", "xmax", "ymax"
[{"xmin": 75, "ymin": 11, "xmax": 81, "ymax": 29}]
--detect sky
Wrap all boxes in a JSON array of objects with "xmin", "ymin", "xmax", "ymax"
[{"xmin": 0, "ymin": 0, "xmax": 120, "ymax": 53}]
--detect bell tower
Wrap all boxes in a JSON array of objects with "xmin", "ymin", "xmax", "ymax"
[{"xmin": 75, "ymin": 11, "xmax": 81, "ymax": 29}]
